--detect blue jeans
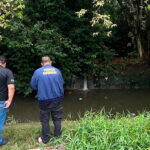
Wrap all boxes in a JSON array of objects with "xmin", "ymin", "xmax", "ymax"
[{"xmin": 0, "ymin": 101, "xmax": 8, "ymax": 144}]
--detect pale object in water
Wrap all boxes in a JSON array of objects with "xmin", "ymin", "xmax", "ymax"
[
  {"xmin": 79, "ymin": 98, "xmax": 83, "ymax": 101},
  {"xmin": 104, "ymin": 96, "xmax": 108, "ymax": 100}
]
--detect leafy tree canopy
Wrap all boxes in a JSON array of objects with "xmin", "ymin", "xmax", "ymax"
[{"xmin": 0, "ymin": 0, "xmax": 25, "ymax": 40}]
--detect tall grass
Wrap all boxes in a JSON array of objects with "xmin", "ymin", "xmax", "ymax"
[
  {"xmin": 1, "ymin": 111, "xmax": 150, "ymax": 150},
  {"xmin": 62, "ymin": 111, "xmax": 150, "ymax": 150}
]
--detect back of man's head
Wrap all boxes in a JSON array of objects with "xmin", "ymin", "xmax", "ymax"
[
  {"xmin": 41, "ymin": 56, "xmax": 51, "ymax": 64},
  {"xmin": 0, "ymin": 56, "xmax": 6, "ymax": 64}
]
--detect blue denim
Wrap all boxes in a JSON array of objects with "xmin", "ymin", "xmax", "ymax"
[{"xmin": 0, "ymin": 101, "xmax": 8, "ymax": 144}]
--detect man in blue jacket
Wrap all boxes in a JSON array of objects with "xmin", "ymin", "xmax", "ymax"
[{"xmin": 31, "ymin": 56, "xmax": 64, "ymax": 144}]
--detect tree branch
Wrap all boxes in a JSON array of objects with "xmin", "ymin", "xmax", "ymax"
[
  {"xmin": 117, "ymin": 0, "xmax": 132, "ymax": 26},
  {"xmin": 139, "ymin": 0, "xmax": 143, "ymax": 22}
]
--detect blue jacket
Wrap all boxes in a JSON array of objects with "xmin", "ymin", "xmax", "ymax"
[{"xmin": 31, "ymin": 64, "xmax": 64, "ymax": 102}]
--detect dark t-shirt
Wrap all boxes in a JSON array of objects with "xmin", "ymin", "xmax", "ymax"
[{"xmin": 0, "ymin": 65, "xmax": 14, "ymax": 101}]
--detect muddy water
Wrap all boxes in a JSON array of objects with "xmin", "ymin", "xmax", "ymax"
[{"xmin": 8, "ymin": 89, "xmax": 150, "ymax": 122}]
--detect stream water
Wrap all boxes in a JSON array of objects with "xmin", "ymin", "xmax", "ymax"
[{"xmin": 8, "ymin": 89, "xmax": 150, "ymax": 122}]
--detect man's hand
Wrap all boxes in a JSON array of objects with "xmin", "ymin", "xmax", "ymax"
[
  {"xmin": 4, "ymin": 100, "xmax": 11, "ymax": 108},
  {"xmin": 4, "ymin": 84, "xmax": 15, "ymax": 108}
]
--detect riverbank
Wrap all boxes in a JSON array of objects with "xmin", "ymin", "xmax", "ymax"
[
  {"xmin": 66, "ymin": 61, "xmax": 150, "ymax": 90},
  {"xmin": 1, "ymin": 111, "xmax": 150, "ymax": 150}
]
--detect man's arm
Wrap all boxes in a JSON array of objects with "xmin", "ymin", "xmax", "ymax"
[
  {"xmin": 59, "ymin": 70, "xmax": 64, "ymax": 85},
  {"xmin": 31, "ymin": 71, "xmax": 38, "ymax": 91},
  {"xmin": 4, "ymin": 69, "xmax": 15, "ymax": 108},
  {"xmin": 4, "ymin": 84, "xmax": 15, "ymax": 108},
  {"xmin": 58, "ymin": 70, "xmax": 64, "ymax": 95}
]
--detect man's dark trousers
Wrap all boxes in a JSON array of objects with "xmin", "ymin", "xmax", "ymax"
[{"xmin": 39, "ymin": 100, "xmax": 63, "ymax": 144}]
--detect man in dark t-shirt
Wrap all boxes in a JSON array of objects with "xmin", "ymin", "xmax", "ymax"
[{"xmin": 0, "ymin": 56, "xmax": 15, "ymax": 147}]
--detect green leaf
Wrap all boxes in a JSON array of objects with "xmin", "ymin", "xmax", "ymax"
[{"xmin": 148, "ymin": 5, "xmax": 150, "ymax": 11}]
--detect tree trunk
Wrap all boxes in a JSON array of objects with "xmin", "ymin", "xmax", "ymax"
[
  {"xmin": 147, "ymin": 10, "xmax": 150, "ymax": 63},
  {"xmin": 148, "ymin": 31, "xmax": 150, "ymax": 63},
  {"xmin": 136, "ymin": 34, "xmax": 143, "ymax": 58}
]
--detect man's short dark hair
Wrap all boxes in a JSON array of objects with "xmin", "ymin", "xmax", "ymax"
[
  {"xmin": 41, "ymin": 56, "xmax": 51, "ymax": 63},
  {"xmin": 0, "ymin": 56, "xmax": 7, "ymax": 64}
]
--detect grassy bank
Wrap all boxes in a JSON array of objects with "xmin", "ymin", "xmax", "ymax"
[{"xmin": 1, "ymin": 111, "xmax": 150, "ymax": 150}]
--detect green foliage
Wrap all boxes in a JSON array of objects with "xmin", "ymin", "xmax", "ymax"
[
  {"xmin": 1, "ymin": 20, "xmax": 82, "ymax": 94},
  {"xmin": 63, "ymin": 111, "xmax": 150, "ymax": 150},
  {"xmin": 1, "ymin": 0, "xmax": 114, "ymax": 94},
  {"xmin": 116, "ymin": 0, "xmax": 148, "ymax": 58},
  {"xmin": 148, "ymin": 5, "xmax": 150, "ymax": 11},
  {"xmin": 0, "ymin": 0, "xmax": 25, "ymax": 40},
  {"xmin": 128, "ymin": 51, "xmax": 138, "ymax": 58},
  {"xmin": 0, "ymin": 0, "xmax": 148, "ymax": 95},
  {"xmin": 2, "ymin": 111, "xmax": 150, "ymax": 149}
]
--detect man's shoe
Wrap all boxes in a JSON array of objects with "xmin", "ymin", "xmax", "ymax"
[
  {"xmin": 38, "ymin": 137, "xmax": 45, "ymax": 145},
  {"xmin": 0, "ymin": 138, "xmax": 8, "ymax": 146}
]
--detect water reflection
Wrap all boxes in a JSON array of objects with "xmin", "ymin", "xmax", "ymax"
[{"xmin": 8, "ymin": 89, "xmax": 150, "ymax": 122}]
